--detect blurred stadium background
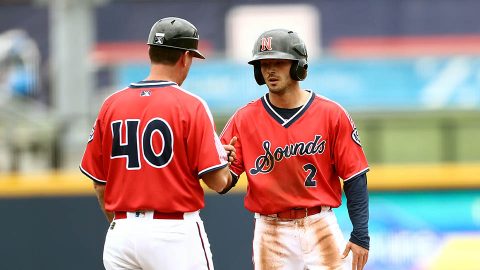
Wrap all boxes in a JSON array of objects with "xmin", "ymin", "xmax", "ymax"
[{"xmin": 0, "ymin": 0, "xmax": 479, "ymax": 269}]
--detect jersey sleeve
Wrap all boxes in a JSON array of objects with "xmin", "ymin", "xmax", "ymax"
[
  {"xmin": 80, "ymin": 118, "xmax": 107, "ymax": 184},
  {"xmin": 187, "ymin": 103, "xmax": 228, "ymax": 177},
  {"xmin": 220, "ymin": 113, "xmax": 244, "ymax": 177},
  {"xmin": 333, "ymin": 109, "xmax": 369, "ymax": 181}
]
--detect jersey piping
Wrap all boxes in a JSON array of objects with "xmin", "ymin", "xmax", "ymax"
[
  {"xmin": 171, "ymin": 85, "xmax": 215, "ymax": 125},
  {"xmin": 129, "ymin": 80, "xmax": 177, "ymax": 88},
  {"xmin": 199, "ymin": 163, "xmax": 228, "ymax": 177},
  {"xmin": 172, "ymin": 84, "xmax": 228, "ymax": 164},
  {"xmin": 131, "ymin": 80, "xmax": 227, "ymax": 167},
  {"xmin": 344, "ymin": 167, "xmax": 370, "ymax": 182},
  {"xmin": 229, "ymin": 170, "xmax": 239, "ymax": 178},
  {"xmin": 315, "ymin": 94, "xmax": 357, "ymax": 130},
  {"xmin": 261, "ymin": 90, "xmax": 315, "ymax": 128},
  {"xmin": 79, "ymin": 165, "xmax": 106, "ymax": 184}
]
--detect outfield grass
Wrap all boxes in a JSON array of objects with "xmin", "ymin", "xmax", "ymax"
[{"xmin": 215, "ymin": 109, "xmax": 480, "ymax": 164}]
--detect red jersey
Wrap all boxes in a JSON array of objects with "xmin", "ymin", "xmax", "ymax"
[
  {"xmin": 80, "ymin": 80, "xmax": 228, "ymax": 213},
  {"xmin": 220, "ymin": 91, "xmax": 369, "ymax": 214}
]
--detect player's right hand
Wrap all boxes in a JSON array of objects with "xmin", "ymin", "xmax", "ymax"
[
  {"xmin": 224, "ymin": 136, "xmax": 237, "ymax": 164},
  {"xmin": 342, "ymin": 241, "xmax": 369, "ymax": 270}
]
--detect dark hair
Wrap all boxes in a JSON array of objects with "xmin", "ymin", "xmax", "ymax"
[{"xmin": 148, "ymin": 45, "xmax": 184, "ymax": 65}]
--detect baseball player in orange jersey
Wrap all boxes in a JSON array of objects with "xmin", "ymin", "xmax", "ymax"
[
  {"xmin": 80, "ymin": 17, "xmax": 237, "ymax": 270},
  {"xmin": 220, "ymin": 29, "xmax": 370, "ymax": 269}
]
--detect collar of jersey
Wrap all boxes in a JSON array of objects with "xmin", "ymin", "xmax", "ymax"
[
  {"xmin": 129, "ymin": 80, "xmax": 177, "ymax": 88},
  {"xmin": 261, "ymin": 90, "xmax": 315, "ymax": 128}
]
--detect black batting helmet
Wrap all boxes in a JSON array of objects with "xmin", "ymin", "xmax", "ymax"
[
  {"xmin": 248, "ymin": 29, "xmax": 308, "ymax": 85},
  {"xmin": 147, "ymin": 17, "xmax": 205, "ymax": 59}
]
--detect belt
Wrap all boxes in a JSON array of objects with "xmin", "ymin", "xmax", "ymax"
[
  {"xmin": 268, "ymin": 206, "xmax": 328, "ymax": 219},
  {"xmin": 114, "ymin": 211, "xmax": 184, "ymax": 220}
]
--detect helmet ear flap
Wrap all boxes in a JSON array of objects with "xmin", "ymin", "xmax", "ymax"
[
  {"xmin": 290, "ymin": 59, "xmax": 308, "ymax": 81},
  {"xmin": 256, "ymin": 60, "xmax": 307, "ymax": 85},
  {"xmin": 253, "ymin": 63, "xmax": 266, "ymax": 85}
]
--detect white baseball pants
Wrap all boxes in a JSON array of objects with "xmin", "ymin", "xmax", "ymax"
[
  {"xmin": 253, "ymin": 208, "xmax": 352, "ymax": 270},
  {"xmin": 103, "ymin": 211, "xmax": 214, "ymax": 270}
]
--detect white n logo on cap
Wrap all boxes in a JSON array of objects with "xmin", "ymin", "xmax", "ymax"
[{"xmin": 261, "ymin": 37, "xmax": 272, "ymax": 51}]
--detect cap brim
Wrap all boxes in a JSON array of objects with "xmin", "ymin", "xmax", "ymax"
[
  {"xmin": 190, "ymin": 50, "xmax": 205, "ymax": 59},
  {"xmin": 248, "ymin": 51, "xmax": 297, "ymax": 65}
]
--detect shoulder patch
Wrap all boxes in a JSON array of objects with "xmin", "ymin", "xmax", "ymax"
[
  {"xmin": 352, "ymin": 128, "xmax": 362, "ymax": 146},
  {"xmin": 88, "ymin": 123, "xmax": 96, "ymax": 143}
]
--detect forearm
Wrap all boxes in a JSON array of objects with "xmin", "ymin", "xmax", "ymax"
[
  {"xmin": 218, "ymin": 171, "xmax": 239, "ymax": 194},
  {"xmin": 218, "ymin": 137, "xmax": 239, "ymax": 194},
  {"xmin": 202, "ymin": 164, "xmax": 231, "ymax": 193},
  {"xmin": 93, "ymin": 183, "xmax": 114, "ymax": 223},
  {"xmin": 343, "ymin": 173, "xmax": 370, "ymax": 249},
  {"xmin": 98, "ymin": 199, "xmax": 114, "ymax": 223}
]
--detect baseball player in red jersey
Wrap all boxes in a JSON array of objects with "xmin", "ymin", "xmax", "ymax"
[
  {"xmin": 220, "ymin": 29, "xmax": 370, "ymax": 269},
  {"xmin": 80, "ymin": 17, "xmax": 236, "ymax": 270}
]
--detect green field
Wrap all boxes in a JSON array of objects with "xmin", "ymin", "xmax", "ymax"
[{"xmin": 214, "ymin": 109, "xmax": 480, "ymax": 164}]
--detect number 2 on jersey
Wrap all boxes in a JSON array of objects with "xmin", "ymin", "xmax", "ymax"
[
  {"xmin": 303, "ymin": 163, "xmax": 317, "ymax": 187},
  {"xmin": 111, "ymin": 118, "xmax": 174, "ymax": 169}
]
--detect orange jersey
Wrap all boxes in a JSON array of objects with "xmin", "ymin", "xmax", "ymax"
[
  {"xmin": 220, "ymin": 91, "xmax": 369, "ymax": 214},
  {"xmin": 80, "ymin": 81, "xmax": 228, "ymax": 213}
]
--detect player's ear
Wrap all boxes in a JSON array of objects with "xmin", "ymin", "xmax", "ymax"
[{"xmin": 180, "ymin": 51, "xmax": 191, "ymax": 67}]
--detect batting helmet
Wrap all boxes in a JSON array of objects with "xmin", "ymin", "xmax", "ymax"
[
  {"xmin": 147, "ymin": 17, "xmax": 205, "ymax": 59},
  {"xmin": 248, "ymin": 29, "xmax": 308, "ymax": 85}
]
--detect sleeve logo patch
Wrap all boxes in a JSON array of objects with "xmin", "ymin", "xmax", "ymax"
[
  {"xmin": 88, "ymin": 124, "xmax": 96, "ymax": 143},
  {"xmin": 140, "ymin": 90, "xmax": 151, "ymax": 97},
  {"xmin": 352, "ymin": 129, "xmax": 362, "ymax": 146}
]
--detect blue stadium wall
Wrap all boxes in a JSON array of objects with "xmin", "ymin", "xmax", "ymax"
[
  {"xmin": 0, "ymin": 194, "xmax": 254, "ymax": 270},
  {"xmin": 1, "ymin": 189, "xmax": 479, "ymax": 270}
]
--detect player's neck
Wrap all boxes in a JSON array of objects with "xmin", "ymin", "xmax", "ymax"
[
  {"xmin": 269, "ymin": 88, "xmax": 309, "ymax": 109},
  {"xmin": 145, "ymin": 64, "xmax": 185, "ymax": 85}
]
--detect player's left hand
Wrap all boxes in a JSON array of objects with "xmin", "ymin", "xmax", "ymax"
[
  {"xmin": 223, "ymin": 136, "xmax": 237, "ymax": 164},
  {"xmin": 342, "ymin": 241, "xmax": 369, "ymax": 270}
]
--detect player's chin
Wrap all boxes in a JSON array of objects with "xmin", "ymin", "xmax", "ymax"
[{"xmin": 267, "ymin": 81, "xmax": 279, "ymax": 89}]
